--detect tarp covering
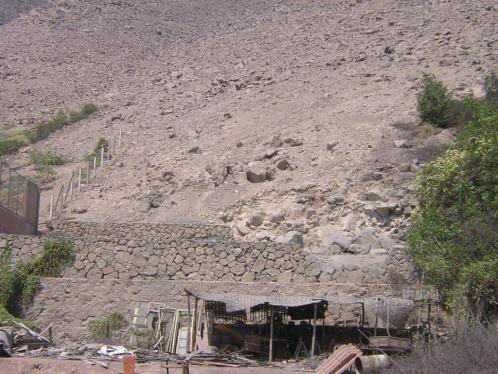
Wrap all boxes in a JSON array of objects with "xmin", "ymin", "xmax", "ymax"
[
  {"xmin": 363, "ymin": 297, "xmax": 415, "ymax": 329},
  {"xmin": 186, "ymin": 290, "xmax": 325, "ymax": 313}
]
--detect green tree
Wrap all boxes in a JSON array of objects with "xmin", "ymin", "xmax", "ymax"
[
  {"xmin": 408, "ymin": 100, "xmax": 498, "ymax": 318},
  {"xmin": 417, "ymin": 73, "xmax": 453, "ymax": 127}
]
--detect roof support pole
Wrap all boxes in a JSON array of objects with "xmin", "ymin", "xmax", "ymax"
[
  {"xmin": 186, "ymin": 293, "xmax": 191, "ymax": 353},
  {"xmin": 269, "ymin": 309, "xmax": 274, "ymax": 362},
  {"xmin": 311, "ymin": 303, "xmax": 317, "ymax": 357}
]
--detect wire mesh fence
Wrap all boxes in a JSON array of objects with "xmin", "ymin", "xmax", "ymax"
[{"xmin": 0, "ymin": 161, "xmax": 40, "ymax": 234}]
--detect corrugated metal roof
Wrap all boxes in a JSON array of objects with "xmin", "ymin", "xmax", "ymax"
[{"xmin": 186, "ymin": 289, "xmax": 324, "ymax": 313}]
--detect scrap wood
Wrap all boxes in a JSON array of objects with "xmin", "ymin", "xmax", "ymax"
[{"xmin": 11, "ymin": 320, "xmax": 51, "ymax": 343}]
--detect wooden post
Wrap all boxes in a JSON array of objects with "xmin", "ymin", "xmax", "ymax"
[
  {"xmin": 78, "ymin": 169, "xmax": 82, "ymax": 192},
  {"xmin": 191, "ymin": 297, "xmax": 199, "ymax": 351},
  {"xmin": 269, "ymin": 309, "xmax": 274, "ymax": 362},
  {"xmin": 69, "ymin": 174, "xmax": 74, "ymax": 200},
  {"xmin": 48, "ymin": 194, "xmax": 54, "ymax": 220},
  {"xmin": 100, "ymin": 147, "xmax": 105, "ymax": 168},
  {"xmin": 118, "ymin": 129, "xmax": 122, "ymax": 149},
  {"xmin": 186, "ymin": 294, "xmax": 191, "ymax": 353},
  {"xmin": 311, "ymin": 303, "xmax": 317, "ymax": 357},
  {"xmin": 93, "ymin": 156, "xmax": 97, "ymax": 177}
]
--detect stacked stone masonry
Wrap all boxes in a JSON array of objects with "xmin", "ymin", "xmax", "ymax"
[
  {"xmin": 48, "ymin": 220, "xmax": 232, "ymax": 241},
  {"xmin": 0, "ymin": 222, "xmax": 413, "ymax": 285},
  {"xmin": 26, "ymin": 278, "xmax": 417, "ymax": 343}
]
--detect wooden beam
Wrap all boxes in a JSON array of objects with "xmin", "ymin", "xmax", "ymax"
[
  {"xmin": 186, "ymin": 294, "xmax": 191, "ymax": 353},
  {"xmin": 269, "ymin": 309, "xmax": 274, "ymax": 362},
  {"xmin": 311, "ymin": 303, "xmax": 317, "ymax": 357}
]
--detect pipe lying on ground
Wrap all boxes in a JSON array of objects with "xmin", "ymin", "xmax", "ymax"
[{"xmin": 354, "ymin": 354, "xmax": 392, "ymax": 373}]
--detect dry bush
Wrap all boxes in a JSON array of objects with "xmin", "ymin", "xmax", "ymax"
[
  {"xmin": 389, "ymin": 327, "xmax": 498, "ymax": 374},
  {"xmin": 414, "ymin": 122, "xmax": 442, "ymax": 139}
]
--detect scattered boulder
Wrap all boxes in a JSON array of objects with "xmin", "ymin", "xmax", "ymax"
[
  {"xmin": 269, "ymin": 210, "xmax": 286, "ymax": 223},
  {"xmin": 374, "ymin": 202, "xmax": 398, "ymax": 217},
  {"xmin": 321, "ymin": 225, "xmax": 352, "ymax": 249},
  {"xmin": 326, "ymin": 142, "xmax": 339, "ymax": 151},
  {"xmin": 364, "ymin": 191, "xmax": 383, "ymax": 201},
  {"xmin": 393, "ymin": 139, "xmax": 411, "ymax": 148},
  {"xmin": 246, "ymin": 164, "xmax": 271, "ymax": 183},
  {"xmin": 275, "ymin": 158, "xmax": 290, "ymax": 170},
  {"xmin": 284, "ymin": 137, "xmax": 303, "ymax": 147},
  {"xmin": 188, "ymin": 146, "xmax": 202, "ymax": 154},
  {"xmin": 264, "ymin": 148, "xmax": 279, "ymax": 159},
  {"xmin": 247, "ymin": 211, "xmax": 265, "ymax": 227},
  {"xmin": 275, "ymin": 231, "xmax": 304, "ymax": 247},
  {"xmin": 162, "ymin": 171, "xmax": 174, "ymax": 182},
  {"xmin": 270, "ymin": 135, "xmax": 284, "ymax": 148}
]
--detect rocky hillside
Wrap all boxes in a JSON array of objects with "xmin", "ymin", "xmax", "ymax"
[{"xmin": 1, "ymin": 0, "xmax": 496, "ymax": 252}]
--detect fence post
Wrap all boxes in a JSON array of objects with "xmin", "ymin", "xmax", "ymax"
[
  {"xmin": 100, "ymin": 147, "xmax": 105, "ymax": 169},
  {"xmin": 49, "ymin": 194, "xmax": 54, "ymax": 221},
  {"xmin": 78, "ymin": 169, "xmax": 82, "ymax": 192},
  {"xmin": 93, "ymin": 157, "xmax": 97, "ymax": 177},
  {"xmin": 69, "ymin": 173, "xmax": 74, "ymax": 201},
  {"xmin": 118, "ymin": 129, "xmax": 122, "ymax": 149}
]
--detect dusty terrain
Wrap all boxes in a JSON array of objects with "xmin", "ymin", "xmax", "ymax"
[
  {"xmin": 1, "ymin": 0, "xmax": 497, "ymax": 254},
  {"xmin": 0, "ymin": 357, "xmax": 296, "ymax": 374}
]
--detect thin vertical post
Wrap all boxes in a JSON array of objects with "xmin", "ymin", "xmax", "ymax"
[
  {"xmin": 69, "ymin": 173, "xmax": 74, "ymax": 200},
  {"xmin": 48, "ymin": 194, "xmax": 54, "ymax": 221},
  {"xmin": 78, "ymin": 169, "xmax": 82, "ymax": 192},
  {"xmin": 269, "ymin": 309, "xmax": 274, "ymax": 362},
  {"xmin": 118, "ymin": 129, "xmax": 122, "ymax": 149},
  {"xmin": 93, "ymin": 157, "xmax": 97, "ymax": 177},
  {"xmin": 191, "ymin": 297, "xmax": 199, "ymax": 352},
  {"xmin": 87, "ymin": 164, "xmax": 91, "ymax": 185},
  {"xmin": 311, "ymin": 303, "xmax": 317, "ymax": 357},
  {"xmin": 100, "ymin": 147, "xmax": 104, "ymax": 168},
  {"xmin": 186, "ymin": 294, "xmax": 191, "ymax": 353}
]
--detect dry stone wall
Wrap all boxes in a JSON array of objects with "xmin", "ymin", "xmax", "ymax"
[
  {"xmin": 48, "ymin": 220, "xmax": 232, "ymax": 241},
  {"xmin": 26, "ymin": 278, "xmax": 417, "ymax": 343},
  {"xmin": 0, "ymin": 231, "xmax": 413, "ymax": 285}
]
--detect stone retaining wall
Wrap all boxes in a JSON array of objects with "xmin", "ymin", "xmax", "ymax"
[
  {"xmin": 47, "ymin": 220, "xmax": 232, "ymax": 241},
  {"xmin": 26, "ymin": 278, "xmax": 417, "ymax": 344},
  {"xmin": 0, "ymin": 233, "xmax": 413, "ymax": 285}
]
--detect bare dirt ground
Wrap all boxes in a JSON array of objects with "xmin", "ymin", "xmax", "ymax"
[
  {"xmin": 0, "ymin": 357, "xmax": 298, "ymax": 374},
  {"xmin": 1, "ymin": 0, "xmax": 495, "ymax": 249}
]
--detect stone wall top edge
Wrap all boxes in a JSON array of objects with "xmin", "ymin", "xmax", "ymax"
[
  {"xmin": 44, "ymin": 233, "xmax": 300, "ymax": 250},
  {"xmin": 49, "ymin": 220, "xmax": 230, "ymax": 230},
  {"xmin": 42, "ymin": 277, "xmax": 414, "ymax": 289}
]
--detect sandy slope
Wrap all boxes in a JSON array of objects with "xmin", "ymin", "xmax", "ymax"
[{"xmin": 1, "ymin": 0, "xmax": 496, "ymax": 245}]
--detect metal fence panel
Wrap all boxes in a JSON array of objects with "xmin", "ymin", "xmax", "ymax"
[{"xmin": 0, "ymin": 161, "xmax": 39, "ymax": 234}]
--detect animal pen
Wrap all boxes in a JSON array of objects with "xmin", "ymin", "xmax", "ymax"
[
  {"xmin": 0, "ymin": 161, "xmax": 40, "ymax": 235},
  {"xmin": 141, "ymin": 290, "xmax": 418, "ymax": 363}
]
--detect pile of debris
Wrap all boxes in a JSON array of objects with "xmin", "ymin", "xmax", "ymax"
[{"xmin": 0, "ymin": 321, "xmax": 51, "ymax": 357}]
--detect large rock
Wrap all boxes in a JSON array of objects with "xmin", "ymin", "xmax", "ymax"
[
  {"xmin": 321, "ymin": 225, "xmax": 352, "ymax": 249},
  {"xmin": 246, "ymin": 165, "xmax": 269, "ymax": 183},
  {"xmin": 277, "ymin": 270, "xmax": 293, "ymax": 283},
  {"xmin": 275, "ymin": 231, "xmax": 304, "ymax": 247},
  {"xmin": 247, "ymin": 211, "xmax": 265, "ymax": 227}
]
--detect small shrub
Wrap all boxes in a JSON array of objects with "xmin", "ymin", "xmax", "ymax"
[
  {"xmin": 446, "ymin": 98, "xmax": 475, "ymax": 127},
  {"xmin": 29, "ymin": 149, "xmax": 66, "ymax": 182},
  {"xmin": 484, "ymin": 71, "xmax": 498, "ymax": 109},
  {"xmin": 417, "ymin": 73, "xmax": 453, "ymax": 128},
  {"xmin": 0, "ymin": 104, "xmax": 98, "ymax": 156},
  {"xmin": 0, "ymin": 133, "xmax": 31, "ymax": 156},
  {"xmin": 0, "ymin": 240, "xmax": 75, "ymax": 317},
  {"xmin": 89, "ymin": 312, "xmax": 128, "ymax": 342},
  {"xmin": 389, "ymin": 327, "xmax": 498, "ymax": 374},
  {"xmin": 85, "ymin": 137, "xmax": 109, "ymax": 166},
  {"xmin": 69, "ymin": 103, "xmax": 99, "ymax": 123}
]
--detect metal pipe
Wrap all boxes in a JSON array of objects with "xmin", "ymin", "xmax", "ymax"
[{"xmin": 355, "ymin": 355, "xmax": 392, "ymax": 373}]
